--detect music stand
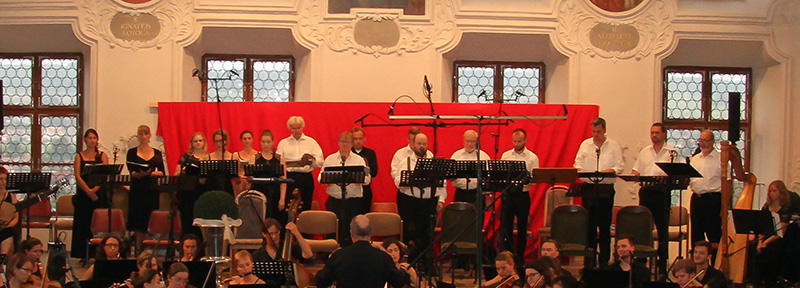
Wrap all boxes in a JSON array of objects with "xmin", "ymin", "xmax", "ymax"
[
  {"xmin": 657, "ymin": 162, "xmax": 701, "ymax": 262},
  {"xmin": 84, "ymin": 164, "xmax": 124, "ymax": 235},
  {"xmin": 91, "ymin": 259, "xmax": 138, "ymax": 287},
  {"xmin": 452, "ymin": 160, "xmax": 488, "ymax": 198},
  {"xmin": 244, "ymin": 163, "xmax": 283, "ymax": 178},
  {"xmin": 320, "ymin": 165, "xmax": 368, "ymax": 244},
  {"xmin": 252, "ymin": 261, "xmax": 295, "ymax": 286},
  {"xmin": 150, "ymin": 176, "xmax": 197, "ymax": 260},
  {"xmin": 163, "ymin": 261, "xmax": 216, "ymax": 288},
  {"xmin": 731, "ymin": 209, "xmax": 778, "ymax": 236},
  {"xmin": 568, "ymin": 172, "xmax": 618, "ymax": 198},
  {"xmin": 199, "ymin": 160, "xmax": 239, "ymax": 177},
  {"xmin": 530, "ymin": 168, "xmax": 577, "ymax": 207},
  {"xmin": 7, "ymin": 172, "xmax": 52, "ymax": 239}
]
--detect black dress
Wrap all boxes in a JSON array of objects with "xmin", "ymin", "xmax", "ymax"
[
  {"xmin": 253, "ymin": 153, "xmax": 285, "ymax": 222},
  {"xmin": 178, "ymin": 152, "xmax": 203, "ymax": 238},
  {"xmin": 126, "ymin": 148, "xmax": 165, "ymax": 231},
  {"xmin": 202, "ymin": 154, "xmax": 234, "ymax": 195},
  {"xmin": 70, "ymin": 152, "xmax": 109, "ymax": 258}
]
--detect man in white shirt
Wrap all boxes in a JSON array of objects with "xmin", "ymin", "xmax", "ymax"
[
  {"xmin": 276, "ymin": 116, "xmax": 324, "ymax": 213},
  {"xmin": 689, "ymin": 130, "xmax": 724, "ymax": 248},
  {"xmin": 391, "ymin": 132, "xmax": 445, "ymax": 259},
  {"xmin": 449, "ymin": 130, "xmax": 491, "ymax": 205},
  {"xmin": 319, "ymin": 131, "xmax": 370, "ymax": 246},
  {"xmin": 631, "ymin": 122, "xmax": 679, "ymax": 278},
  {"xmin": 573, "ymin": 117, "xmax": 624, "ymax": 268},
  {"xmin": 499, "ymin": 128, "xmax": 539, "ymax": 264}
]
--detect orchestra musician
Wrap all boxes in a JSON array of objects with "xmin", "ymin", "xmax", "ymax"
[
  {"xmin": 523, "ymin": 259, "xmax": 553, "ymax": 288},
  {"xmin": 391, "ymin": 132, "xmax": 445, "ymax": 260},
  {"xmin": 691, "ymin": 241, "xmax": 726, "ymax": 288},
  {"xmin": 672, "ymin": 259, "xmax": 701, "ymax": 288},
  {"xmin": 276, "ymin": 116, "xmax": 324, "ymax": 213},
  {"xmin": 233, "ymin": 130, "xmax": 258, "ymax": 195},
  {"xmin": 81, "ymin": 235, "xmax": 127, "ymax": 281},
  {"xmin": 166, "ymin": 262, "xmax": 191, "ymax": 288},
  {"xmin": 72, "ymin": 128, "xmax": 109, "ymax": 260},
  {"xmin": 573, "ymin": 118, "xmax": 623, "ymax": 268},
  {"xmin": 126, "ymin": 125, "xmax": 165, "ymax": 253},
  {"xmin": 751, "ymin": 180, "xmax": 800, "ymax": 287},
  {"xmin": 178, "ymin": 233, "xmax": 201, "ymax": 262},
  {"xmin": 449, "ymin": 129, "xmax": 491, "ymax": 206},
  {"xmin": 252, "ymin": 130, "xmax": 288, "ymax": 223},
  {"xmin": 539, "ymin": 240, "xmax": 560, "ymax": 259},
  {"xmin": 224, "ymin": 251, "xmax": 265, "ymax": 286},
  {"xmin": 351, "ymin": 126, "xmax": 379, "ymax": 215},
  {"xmin": 4, "ymin": 253, "xmax": 35, "ymax": 288},
  {"xmin": 319, "ymin": 131, "xmax": 371, "ymax": 246},
  {"xmin": 631, "ymin": 122, "xmax": 679, "ymax": 278},
  {"xmin": 20, "ymin": 238, "xmax": 50, "ymax": 284},
  {"xmin": 131, "ymin": 269, "xmax": 161, "ymax": 288},
  {"xmin": 176, "ymin": 132, "xmax": 208, "ymax": 238},
  {"xmin": 0, "ymin": 167, "xmax": 19, "ymax": 257},
  {"xmin": 479, "ymin": 251, "xmax": 522, "ymax": 288},
  {"xmin": 499, "ymin": 128, "xmax": 539, "ymax": 266},
  {"xmin": 381, "ymin": 238, "xmax": 419, "ymax": 287},
  {"xmin": 251, "ymin": 218, "xmax": 313, "ymax": 263},
  {"xmin": 206, "ymin": 129, "xmax": 234, "ymax": 195},
  {"xmin": 607, "ymin": 235, "xmax": 650, "ymax": 285}
]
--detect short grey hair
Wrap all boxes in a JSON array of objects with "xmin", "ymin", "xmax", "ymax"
[{"xmin": 287, "ymin": 116, "xmax": 305, "ymax": 128}]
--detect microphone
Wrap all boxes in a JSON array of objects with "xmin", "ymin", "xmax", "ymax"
[
  {"xmin": 562, "ymin": 104, "xmax": 568, "ymax": 116},
  {"xmin": 388, "ymin": 103, "xmax": 396, "ymax": 115},
  {"xmin": 692, "ymin": 145, "xmax": 702, "ymax": 157},
  {"xmin": 596, "ymin": 147, "xmax": 601, "ymax": 156},
  {"xmin": 670, "ymin": 150, "xmax": 678, "ymax": 162},
  {"xmin": 423, "ymin": 75, "xmax": 432, "ymax": 96},
  {"xmin": 229, "ymin": 70, "xmax": 239, "ymax": 77},
  {"xmin": 341, "ymin": 155, "xmax": 347, "ymax": 166},
  {"xmin": 478, "ymin": 90, "xmax": 487, "ymax": 98},
  {"xmin": 353, "ymin": 114, "xmax": 369, "ymax": 123},
  {"xmin": 192, "ymin": 68, "xmax": 199, "ymax": 77},
  {"xmin": 416, "ymin": 147, "xmax": 427, "ymax": 158}
]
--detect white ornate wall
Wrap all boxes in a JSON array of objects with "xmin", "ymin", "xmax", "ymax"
[{"xmin": 1, "ymin": 0, "xmax": 799, "ymax": 203}]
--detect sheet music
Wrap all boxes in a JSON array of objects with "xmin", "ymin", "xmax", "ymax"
[{"xmin": 127, "ymin": 161, "xmax": 150, "ymax": 168}]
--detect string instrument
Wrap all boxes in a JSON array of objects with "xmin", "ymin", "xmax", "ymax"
[
  {"xmin": 714, "ymin": 141, "xmax": 755, "ymax": 284},
  {"xmin": 23, "ymin": 263, "xmax": 62, "ymax": 288},
  {"xmin": 497, "ymin": 274, "xmax": 521, "ymax": 288},
  {"xmin": 282, "ymin": 189, "xmax": 313, "ymax": 288},
  {"xmin": 0, "ymin": 179, "xmax": 68, "ymax": 228},
  {"xmin": 679, "ymin": 270, "xmax": 705, "ymax": 288}
]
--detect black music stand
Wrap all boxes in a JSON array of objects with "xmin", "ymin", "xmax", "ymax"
[
  {"xmin": 244, "ymin": 163, "xmax": 284, "ymax": 178},
  {"xmin": 656, "ymin": 162, "xmax": 701, "ymax": 263},
  {"xmin": 7, "ymin": 172, "xmax": 52, "ymax": 239},
  {"xmin": 452, "ymin": 160, "xmax": 488, "ymax": 200},
  {"xmin": 84, "ymin": 164, "xmax": 124, "ymax": 235},
  {"xmin": 252, "ymin": 261, "xmax": 295, "ymax": 287},
  {"xmin": 320, "ymin": 165, "xmax": 368, "ymax": 245},
  {"xmin": 567, "ymin": 172, "xmax": 618, "ymax": 198},
  {"xmin": 162, "ymin": 260, "xmax": 216, "ymax": 288},
  {"xmin": 481, "ymin": 160, "xmax": 529, "ymax": 251},
  {"xmin": 731, "ymin": 209, "xmax": 777, "ymax": 236},
  {"xmin": 150, "ymin": 176, "xmax": 198, "ymax": 260}
]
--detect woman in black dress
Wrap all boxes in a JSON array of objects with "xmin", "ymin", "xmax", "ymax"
[
  {"xmin": 252, "ymin": 130, "xmax": 287, "ymax": 222},
  {"xmin": 127, "ymin": 125, "xmax": 165, "ymax": 252},
  {"xmin": 752, "ymin": 180, "xmax": 800, "ymax": 286},
  {"xmin": 233, "ymin": 130, "xmax": 258, "ymax": 195},
  {"xmin": 175, "ymin": 132, "xmax": 208, "ymax": 238},
  {"xmin": 205, "ymin": 129, "xmax": 234, "ymax": 195},
  {"xmin": 72, "ymin": 128, "xmax": 109, "ymax": 258},
  {"xmin": 0, "ymin": 166, "xmax": 19, "ymax": 257}
]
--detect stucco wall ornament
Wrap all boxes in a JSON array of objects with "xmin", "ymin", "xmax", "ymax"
[
  {"xmin": 556, "ymin": 0, "xmax": 673, "ymax": 62},
  {"xmin": 77, "ymin": 0, "xmax": 195, "ymax": 50},
  {"xmin": 297, "ymin": 0, "xmax": 457, "ymax": 57}
]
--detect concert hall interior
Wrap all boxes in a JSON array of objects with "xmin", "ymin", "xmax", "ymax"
[{"xmin": 2, "ymin": 0, "xmax": 800, "ymax": 287}]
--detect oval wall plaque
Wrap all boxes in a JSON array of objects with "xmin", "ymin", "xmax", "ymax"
[
  {"xmin": 589, "ymin": 23, "xmax": 640, "ymax": 52},
  {"xmin": 109, "ymin": 12, "xmax": 161, "ymax": 42},
  {"xmin": 353, "ymin": 19, "xmax": 400, "ymax": 49}
]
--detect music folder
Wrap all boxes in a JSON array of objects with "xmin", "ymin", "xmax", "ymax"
[{"xmin": 730, "ymin": 209, "xmax": 781, "ymax": 236}]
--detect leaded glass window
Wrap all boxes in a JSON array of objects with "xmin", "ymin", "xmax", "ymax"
[
  {"xmin": 454, "ymin": 61, "xmax": 545, "ymax": 104},
  {"xmin": 203, "ymin": 55, "xmax": 294, "ymax": 102}
]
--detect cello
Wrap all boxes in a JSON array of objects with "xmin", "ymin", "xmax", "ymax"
[
  {"xmin": 282, "ymin": 189, "xmax": 314, "ymax": 288},
  {"xmin": 714, "ymin": 141, "xmax": 754, "ymax": 285}
]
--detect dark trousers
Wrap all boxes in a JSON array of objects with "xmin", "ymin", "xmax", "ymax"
[
  {"xmin": 500, "ymin": 190, "xmax": 530, "ymax": 263},
  {"xmin": 286, "ymin": 172, "xmax": 315, "ymax": 213},
  {"xmin": 325, "ymin": 196, "xmax": 363, "ymax": 246},
  {"xmin": 582, "ymin": 184, "xmax": 615, "ymax": 268},
  {"xmin": 690, "ymin": 192, "xmax": 722, "ymax": 244},
  {"xmin": 397, "ymin": 191, "xmax": 438, "ymax": 260},
  {"xmin": 454, "ymin": 188, "xmax": 478, "ymax": 204},
  {"xmin": 360, "ymin": 185, "xmax": 373, "ymax": 215},
  {"xmin": 639, "ymin": 187, "xmax": 670, "ymax": 277}
]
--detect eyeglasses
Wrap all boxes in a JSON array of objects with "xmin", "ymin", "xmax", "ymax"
[
  {"xmin": 172, "ymin": 277, "xmax": 189, "ymax": 283},
  {"xmin": 19, "ymin": 267, "xmax": 33, "ymax": 273},
  {"xmin": 105, "ymin": 243, "xmax": 120, "ymax": 248},
  {"xmin": 526, "ymin": 272, "xmax": 540, "ymax": 279}
]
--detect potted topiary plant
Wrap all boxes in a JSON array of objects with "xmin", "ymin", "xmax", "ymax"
[{"xmin": 193, "ymin": 190, "xmax": 240, "ymax": 262}]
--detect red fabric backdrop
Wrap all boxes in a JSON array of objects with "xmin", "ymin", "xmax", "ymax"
[{"xmin": 157, "ymin": 102, "xmax": 597, "ymax": 259}]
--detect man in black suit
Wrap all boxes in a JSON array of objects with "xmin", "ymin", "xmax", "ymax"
[
  {"xmin": 352, "ymin": 126, "xmax": 379, "ymax": 215},
  {"xmin": 316, "ymin": 215, "xmax": 408, "ymax": 288}
]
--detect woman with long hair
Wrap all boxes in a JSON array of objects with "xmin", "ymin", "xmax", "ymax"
[
  {"xmin": 233, "ymin": 130, "xmax": 258, "ymax": 195},
  {"xmin": 176, "ymin": 132, "xmax": 208, "ymax": 237},
  {"xmin": 5, "ymin": 252, "xmax": 34, "ymax": 288},
  {"xmin": 206, "ymin": 129, "xmax": 234, "ymax": 195},
  {"xmin": 72, "ymin": 128, "xmax": 110, "ymax": 259},
  {"xmin": 126, "ymin": 125, "xmax": 165, "ymax": 251},
  {"xmin": 252, "ymin": 130, "xmax": 288, "ymax": 221},
  {"xmin": 81, "ymin": 235, "xmax": 126, "ymax": 280},
  {"xmin": 382, "ymin": 238, "xmax": 418, "ymax": 287}
]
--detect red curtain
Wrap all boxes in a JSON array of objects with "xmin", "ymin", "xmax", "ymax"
[{"xmin": 157, "ymin": 102, "xmax": 597, "ymax": 259}]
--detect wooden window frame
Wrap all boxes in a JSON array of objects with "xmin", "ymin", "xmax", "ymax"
[
  {"xmin": 202, "ymin": 54, "xmax": 295, "ymax": 102},
  {"xmin": 453, "ymin": 60, "xmax": 546, "ymax": 103}
]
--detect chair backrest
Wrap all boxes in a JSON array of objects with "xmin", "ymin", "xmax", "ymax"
[
  {"xmin": 669, "ymin": 206, "xmax": 689, "ymax": 226},
  {"xmin": 544, "ymin": 185, "xmax": 571, "ymax": 227},
  {"xmin": 90, "ymin": 209, "xmax": 126, "ymax": 237},
  {"xmin": 370, "ymin": 202, "xmax": 399, "ymax": 214},
  {"xmin": 235, "ymin": 190, "xmax": 267, "ymax": 239},
  {"xmin": 56, "ymin": 195, "xmax": 74, "ymax": 217},
  {"xmin": 20, "ymin": 198, "xmax": 53, "ymax": 221},
  {"xmin": 615, "ymin": 205, "xmax": 654, "ymax": 248},
  {"xmin": 147, "ymin": 210, "xmax": 182, "ymax": 238},
  {"xmin": 296, "ymin": 210, "xmax": 338, "ymax": 236},
  {"xmin": 440, "ymin": 202, "xmax": 478, "ymax": 245},
  {"xmin": 365, "ymin": 212, "xmax": 402, "ymax": 238},
  {"xmin": 310, "ymin": 200, "xmax": 321, "ymax": 211},
  {"xmin": 611, "ymin": 205, "xmax": 623, "ymax": 226},
  {"xmin": 550, "ymin": 205, "xmax": 588, "ymax": 246}
]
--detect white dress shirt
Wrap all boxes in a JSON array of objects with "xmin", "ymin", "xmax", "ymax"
[
  {"xmin": 390, "ymin": 146, "xmax": 447, "ymax": 203},
  {"xmin": 689, "ymin": 149, "xmax": 725, "ymax": 195},
  {"xmin": 275, "ymin": 133, "xmax": 324, "ymax": 173},
  {"xmin": 318, "ymin": 152, "xmax": 371, "ymax": 199},
  {"xmin": 574, "ymin": 137, "xmax": 624, "ymax": 184},
  {"xmin": 500, "ymin": 148, "xmax": 540, "ymax": 192},
  {"xmin": 449, "ymin": 148, "xmax": 491, "ymax": 190},
  {"xmin": 631, "ymin": 144, "xmax": 680, "ymax": 176}
]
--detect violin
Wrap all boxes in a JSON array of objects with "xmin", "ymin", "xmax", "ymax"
[
  {"xmin": 496, "ymin": 274, "xmax": 521, "ymax": 288},
  {"xmin": 22, "ymin": 263, "xmax": 62, "ymax": 288}
]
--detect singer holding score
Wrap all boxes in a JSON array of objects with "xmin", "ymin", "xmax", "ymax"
[
  {"xmin": 573, "ymin": 118, "xmax": 624, "ymax": 268},
  {"xmin": 276, "ymin": 116, "xmax": 324, "ymax": 213},
  {"xmin": 72, "ymin": 128, "xmax": 109, "ymax": 260},
  {"xmin": 631, "ymin": 122, "xmax": 680, "ymax": 279},
  {"xmin": 319, "ymin": 131, "xmax": 370, "ymax": 246},
  {"xmin": 126, "ymin": 125, "xmax": 165, "ymax": 252},
  {"xmin": 450, "ymin": 129, "xmax": 491, "ymax": 205}
]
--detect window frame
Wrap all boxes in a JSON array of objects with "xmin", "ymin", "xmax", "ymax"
[
  {"xmin": 1, "ymin": 53, "xmax": 84, "ymax": 172},
  {"xmin": 662, "ymin": 66, "xmax": 752, "ymax": 169},
  {"xmin": 202, "ymin": 54, "xmax": 295, "ymax": 102},
  {"xmin": 452, "ymin": 60, "xmax": 546, "ymax": 103}
]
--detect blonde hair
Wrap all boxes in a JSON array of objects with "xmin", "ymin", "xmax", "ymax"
[
  {"xmin": 234, "ymin": 250, "xmax": 254, "ymax": 276},
  {"xmin": 187, "ymin": 132, "xmax": 207, "ymax": 154},
  {"xmin": 287, "ymin": 116, "xmax": 305, "ymax": 129},
  {"xmin": 137, "ymin": 125, "xmax": 151, "ymax": 135}
]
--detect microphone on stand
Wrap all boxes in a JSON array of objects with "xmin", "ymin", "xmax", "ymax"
[
  {"xmin": 388, "ymin": 103, "xmax": 396, "ymax": 115},
  {"xmin": 423, "ymin": 75, "xmax": 432, "ymax": 97},
  {"xmin": 229, "ymin": 70, "xmax": 239, "ymax": 77},
  {"xmin": 670, "ymin": 150, "xmax": 678, "ymax": 163},
  {"xmin": 596, "ymin": 147, "xmax": 601, "ymax": 172},
  {"xmin": 341, "ymin": 155, "xmax": 347, "ymax": 166}
]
